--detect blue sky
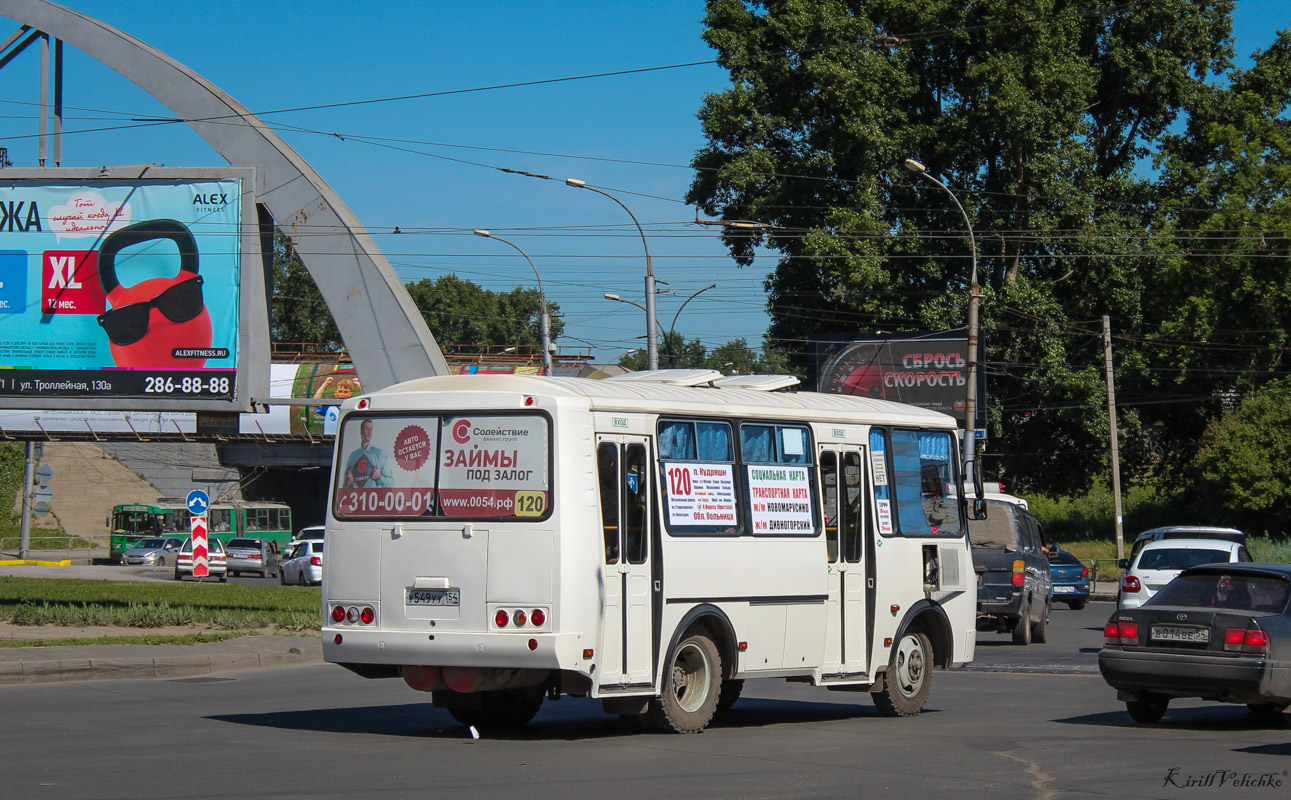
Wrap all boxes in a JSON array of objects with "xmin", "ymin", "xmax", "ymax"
[{"xmin": 0, "ymin": 0, "xmax": 1284, "ymax": 366}]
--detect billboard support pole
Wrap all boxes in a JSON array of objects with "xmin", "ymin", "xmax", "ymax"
[{"xmin": 18, "ymin": 441, "xmax": 34, "ymax": 558}]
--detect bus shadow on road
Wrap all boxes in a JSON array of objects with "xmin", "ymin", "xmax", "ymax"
[{"xmin": 207, "ymin": 695, "xmax": 897, "ymax": 741}]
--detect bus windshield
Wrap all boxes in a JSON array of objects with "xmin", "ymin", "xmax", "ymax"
[{"xmin": 333, "ymin": 413, "xmax": 551, "ymax": 520}]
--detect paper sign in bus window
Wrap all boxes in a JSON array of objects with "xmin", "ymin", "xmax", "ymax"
[
  {"xmin": 663, "ymin": 462, "xmax": 736, "ymax": 527},
  {"xmin": 748, "ymin": 465, "xmax": 815, "ymax": 534}
]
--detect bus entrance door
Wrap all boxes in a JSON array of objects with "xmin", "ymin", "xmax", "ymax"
[
  {"xmin": 821, "ymin": 448, "xmax": 870, "ymax": 677},
  {"xmin": 595, "ymin": 436, "xmax": 656, "ymax": 689}
]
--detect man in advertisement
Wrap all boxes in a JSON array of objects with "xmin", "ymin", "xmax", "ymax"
[{"xmin": 342, "ymin": 419, "xmax": 392, "ymax": 488}]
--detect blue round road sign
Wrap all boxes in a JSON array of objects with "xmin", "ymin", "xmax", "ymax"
[{"xmin": 186, "ymin": 490, "xmax": 210, "ymax": 515}]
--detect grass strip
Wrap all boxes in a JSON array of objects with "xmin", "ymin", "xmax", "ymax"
[
  {"xmin": 0, "ymin": 631, "xmax": 258, "ymax": 647},
  {"xmin": 0, "ymin": 577, "xmax": 322, "ymax": 631}
]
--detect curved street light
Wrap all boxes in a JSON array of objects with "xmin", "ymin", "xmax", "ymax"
[
  {"xmin": 667, "ymin": 283, "xmax": 717, "ymax": 367},
  {"xmin": 567, "ymin": 178, "xmax": 660, "ymax": 370},
  {"xmin": 473, "ymin": 229, "xmax": 553, "ymax": 375},
  {"xmin": 903, "ymin": 158, "xmax": 981, "ymax": 482}
]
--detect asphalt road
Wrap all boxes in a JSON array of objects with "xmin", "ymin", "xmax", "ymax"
[{"xmin": 2, "ymin": 601, "xmax": 1288, "ymax": 800}]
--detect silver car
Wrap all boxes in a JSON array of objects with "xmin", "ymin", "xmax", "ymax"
[
  {"xmin": 224, "ymin": 537, "xmax": 277, "ymax": 579},
  {"xmin": 279, "ymin": 539, "xmax": 324, "ymax": 586},
  {"xmin": 121, "ymin": 537, "xmax": 184, "ymax": 567}
]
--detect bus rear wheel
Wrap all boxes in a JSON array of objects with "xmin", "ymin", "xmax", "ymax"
[
  {"xmin": 871, "ymin": 631, "xmax": 932, "ymax": 717},
  {"xmin": 646, "ymin": 632, "xmax": 722, "ymax": 733},
  {"xmin": 448, "ymin": 687, "xmax": 545, "ymax": 730}
]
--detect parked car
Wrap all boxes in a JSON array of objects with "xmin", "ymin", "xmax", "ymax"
[
  {"xmin": 279, "ymin": 539, "xmax": 323, "ymax": 586},
  {"xmin": 174, "ymin": 537, "xmax": 227, "ymax": 581},
  {"xmin": 295, "ymin": 525, "xmax": 325, "ymax": 542},
  {"xmin": 121, "ymin": 536, "xmax": 183, "ymax": 567},
  {"xmin": 1127, "ymin": 526, "xmax": 1245, "ymax": 565},
  {"xmin": 224, "ymin": 537, "xmax": 277, "ymax": 578},
  {"xmin": 1099, "ymin": 562, "xmax": 1291, "ymax": 723},
  {"xmin": 1117, "ymin": 538, "xmax": 1252, "ymax": 610},
  {"xmin": 969, "ymin": 499, "xmax": 1054, "ymax": 644},
  {"xmin": 1049, "ymin": 546, "xmax": 1091, "ymax": 610}
]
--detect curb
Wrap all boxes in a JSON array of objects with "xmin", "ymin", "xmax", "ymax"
[
  {"xmin": 0, "ymin": 638, "xmax": 324, "ymax": 686},
  {"xmin": 0, "ymin": 560, "xmax": 74, "ymax": 567}
]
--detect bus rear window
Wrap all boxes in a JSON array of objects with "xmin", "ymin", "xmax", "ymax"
[{"xmin": 332, "ymin": 413, "xmax": 551, "ymax": 520}]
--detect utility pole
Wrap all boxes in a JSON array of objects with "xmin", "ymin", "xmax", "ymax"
[{"xmin": 1103, "ymin": 315, "xmax": 1125, "ymax": 560}]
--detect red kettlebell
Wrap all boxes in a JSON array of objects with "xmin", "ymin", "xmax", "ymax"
[{"xmin": 96, "ymin": 219, "xmax": 213, "ymax": 368}]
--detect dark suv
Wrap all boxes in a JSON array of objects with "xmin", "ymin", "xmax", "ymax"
[{"xmin": 970, "ymin": 499, "xmax": 1054, "ymax": 645}]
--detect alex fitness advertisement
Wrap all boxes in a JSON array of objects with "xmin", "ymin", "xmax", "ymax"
[{"xmin": 0, "ymin": 179, "xmax": 242, "ymax": 402}]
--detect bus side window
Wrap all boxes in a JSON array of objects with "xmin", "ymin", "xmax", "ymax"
[
  {"xmin": 821, "ymin": 452, "xmax": 839, "ymax": 563},
  {"xmin": 843, "ymin": 452, "xmax": 864, "ymax": 562},
  {"xmin": 624, "ymin": 444, "xmax": 648, "ymax": 564},
  {"xmin": 597, "ymin": 443, "xmax": 620, "ymax": 564}
]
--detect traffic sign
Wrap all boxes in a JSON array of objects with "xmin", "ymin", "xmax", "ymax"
[
  {"xmin": 186, "ymin": 490, "xmax": 210, "ymax": 515},
  {"xmin": 191, "ymin": 512, "xmax": 209, "ymax": 578}
]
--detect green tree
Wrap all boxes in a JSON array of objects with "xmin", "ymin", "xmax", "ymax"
[
  {"xmin": 270, "ymin": 230, "xmax": 342, "ymax": 350},
  {"xmin": 687, "ymin": 0, "xmax": 1263, "ymax": 495},
  {"xmin": 405, "ymin": 275, "xmax": 563, "ymax": 353},
  {"xmin": 705, "ymin": 338, "xmax": 759, "ymax": 374},
  {"xmin": 1191, "ymin": 379, "xmax": 1291, "ymax": 535}
]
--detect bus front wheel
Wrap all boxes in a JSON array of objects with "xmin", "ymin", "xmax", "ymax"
[
  {"xmin": 646, "ymin": 631, "xmax": 722, "ymax": 733},
  {"xmin": 872, "ymin": 631, "xmax": 932, "ymax": 717}
]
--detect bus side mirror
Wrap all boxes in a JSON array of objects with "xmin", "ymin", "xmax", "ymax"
[{"xmin": 972, "ymin": 497, "xmax": 988, "ymax": 520}]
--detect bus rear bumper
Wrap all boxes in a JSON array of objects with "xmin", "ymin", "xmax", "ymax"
[{"xmin": 321, "ymin": 627, "xmax": 588, "ymax": 673}]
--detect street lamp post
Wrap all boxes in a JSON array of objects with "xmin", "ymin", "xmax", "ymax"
[
  {"xmin": 566, "ymin": 178, "xmax": 659, "ymax": 370},
  {"xmin": 903, "ymin": 158, "xmax": 980, "ymax": 483},
  {"xmin": 668, "ymin": 283, "xmax": 717, "ymax": 367},
  {"xmin": 474, "ymin": 229, "xmax": 553, "ymax": 375}
]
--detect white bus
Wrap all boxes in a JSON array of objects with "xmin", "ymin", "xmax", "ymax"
[{"xmin": 321, "ymin": 370, "xmax": 980, "ymax": 733}]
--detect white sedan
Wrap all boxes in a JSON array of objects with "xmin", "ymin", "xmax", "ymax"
[{"xmin": 279, "ymin": 540, "xmax": 324, "ymax": 586}]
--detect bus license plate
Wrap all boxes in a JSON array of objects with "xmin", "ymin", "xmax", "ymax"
[
  {"xmin": 406, "ymin": 588, "xmax": 460, "ymax": 606},
  {"xmin": 1152, "ymin": 626, "xmax": 1209, "ymax": 643}
]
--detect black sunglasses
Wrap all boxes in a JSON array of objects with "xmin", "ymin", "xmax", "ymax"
[{"xmin": 97, "ymin": 275, "xmax": 205, "ymax": 346}]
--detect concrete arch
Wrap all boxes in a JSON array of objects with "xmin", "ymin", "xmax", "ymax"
[{"xmin": 1, "ymin": 0, "xmax": 450, "ymax": 390}]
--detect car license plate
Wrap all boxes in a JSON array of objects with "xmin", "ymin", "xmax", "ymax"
[
  {"xmin": 1054, "ymin": 585, "xmax": 1075, "ymax": 593},
  {"xmin": 406, "ymin": 588, "xmax": 460, "ymax": 606},
  {"xmin": 1151, "ymin": 625, "xmax": 1209, "ymax": 643}
]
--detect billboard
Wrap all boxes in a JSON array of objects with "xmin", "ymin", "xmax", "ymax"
[
  {"xmin": 812, "ymin": 330, "xmax": 986, "ymax": 431},
  {"xmin": 0, "ymin": 168, "xmax": 266, "ymax": 412}
]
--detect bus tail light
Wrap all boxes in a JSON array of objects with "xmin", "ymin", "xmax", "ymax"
[
  {"xmin": 331, "ymin": 605, "xmax": 346, "ymax": 623},
  {"xmin": 1012, "ymin": 560, "xmax": 1025, "ymax": 587},
  {"xmin": 495, "ymin": 609, "xmax": 510, "ymax": 628},
  {"xmin": 531, "ymin": 608, "xmax": 546, "ymax": 626},
  {"xmin": 360, "ymin": 606, "xmax": 375, "ymax": 625},
  {"xmin": 513, "ymin": 610, "xmax": 527, "ymax": 627}
]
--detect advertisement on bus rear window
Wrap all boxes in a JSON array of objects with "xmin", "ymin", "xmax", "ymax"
[
  {"xmin": 437, "ymin": 415, "xmax": 550, "ymax": 518},
  {"xmin": 331, "ymin": 414, "xmax": 551, "ymax": 520},
  {"xmin": 333, "ymin": 416, "xmax": 439, "ymax": 517}
]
